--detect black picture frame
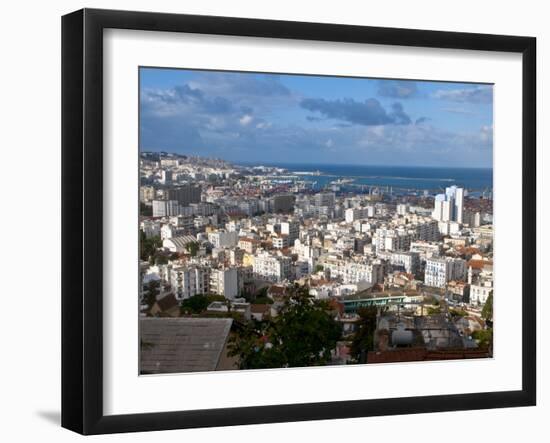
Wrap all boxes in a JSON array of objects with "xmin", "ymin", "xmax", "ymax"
[{"xmin": 62, "ymin": 8, "xmax": 536, "ymax": 435}]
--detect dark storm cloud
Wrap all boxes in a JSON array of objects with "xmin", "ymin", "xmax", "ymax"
[
  {"xmin": 300, "ymin": 97, "xmax": 412, "ymax": 126},
  {"xmin": 377, "ymin": 80, "xmax": 418, "ymax": 99}
]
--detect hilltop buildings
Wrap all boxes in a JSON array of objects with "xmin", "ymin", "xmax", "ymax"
[{"xmin": 139, "ymin": 153, "xmax": 494, "ymax": 371}]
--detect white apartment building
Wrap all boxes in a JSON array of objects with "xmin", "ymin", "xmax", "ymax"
[
  {"xmin": 253, "ymin": 251, "xmax": 292, "ymax": 283},
  {"xmin": 169, "ymin": 215, "xmax": 194, "ymax": 230},
  {"xmin": 470, "ymin": 280, "xmax": 493, "ymax": 305},
  {"xmin": 432, "ymin": 186, "xmax": 464, "ymax": 223},
  {"xmin": 238, "ymin": 199, "xmax": 259, "ymax": 216},
  {"xmin": 272, "ymin": 235, "xmax": 289, "ymax": 249},
  {"xmin": 323, "ymin": 258, "xmax": 384, "ymax": 285},
  {"xmin": 160, "ymin": 169, "xmax": 172, "ymax": 185},
  {"xmin": 161, "ymin": 223, "xmax": 186, "ymax": 240},
  {"xmin": 410, "ymin": 241, "xmax": 441, "ymax": 258},
  {"xmin": 374, "ymin": 227, "xmax": 411, "ymax": 253},
  {"xmin": 424, "ymin": 257, "xmax": 467, "ymax": 288},
  {"xmin": 140, "ymin": 219, "xmax": 161, "ymax": 238},
  {"xmin": 152, "ymin": 199, "xmax": 180, "ymax": 217},
  {"xmin": 314, "ymin": 192, "xmax": 336, "ymax": 208},
  {"xmin": 464, "ymin": 211, "xmax": 481, "ymax": 228},
  {"xmin": 280, "ymin": 220, "xmax": 300, "ymax": 245},
  {"xmin": 396, "ymin": 204, "xmax": 409, "ymax": 216},
  {"xmin": 345, "ymin": 206, "xmax": 374, "ymax": 223},
  {"xmin": 170, "ymin": 265, "xmax": 209, "ymax": 300},
  {"xmin": 390, "ymin": 251, "xmax": 420, "ymax": 275},
  {"xmin": 438, "ymin": 221, "xmax": 461, "ymax": 236},
  {"xmin": 208, "ymin": 230, "xmax": 238, "ymax": 248},
  {"xmin": 411, "ymin": 219, "xmax": 440, "ymax": 242},
  {"xmin": 209, "ymin": 268, "xmax": 239, "ymax": 299}
]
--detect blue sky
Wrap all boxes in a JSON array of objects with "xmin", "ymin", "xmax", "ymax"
[{"xmin": 140, "ymin": 68, "xmax": 493, "ymax": 168}]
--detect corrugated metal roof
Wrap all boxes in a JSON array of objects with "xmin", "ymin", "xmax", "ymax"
[{"xmin": 140, "ymin": 317, "xmax": 233, "ymax": 374}]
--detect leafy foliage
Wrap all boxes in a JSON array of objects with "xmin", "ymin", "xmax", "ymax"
[
  {"xmin": 349, "ymin": 306, "xmax": 378, "ymax": 363},
  {"xmin": 427, "ymin": 306, "xmax": 442, "ymax": 315},
  {"xmin": 472, "ymin": 328, "xmax": 493, "ymax": 349},
  {"xmin": 228, "ymin": 285, "xmax": 341, "ymax": 369},
  {"xmin": 481, "ymin": 291, "xmax": 493, "ymax": 322},
  {"xmin": 180, "ymin": 294, "xmax": 226, "ymax": 314},
  {"xmin": 140, "ymin": 202, "xmax": 152, "ymax": 216},
  {"xmin": 144, "ymin": 280, "xmax": 160, "ymax": 311},
  {"xmin": 185, "ymin": 241, "xmax": 200, "ymax": 257},
  {"xmin": 140, "ymin": 232, "xmax": 162, "ymax": 262},
  {"xmin": 449, "ymin": 308, "xmax": 467, "ymax": 319}
]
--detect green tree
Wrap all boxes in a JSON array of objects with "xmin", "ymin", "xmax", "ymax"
[
  {"xmin": 349, "ymin": 306, "xmax": 378, "ymax": 363},
  {"xmin": 140, "ymin": 202, "xmax": 152, "ymax": 216},
  {"xmin": 185, "ymin": 241, "xmax": 200, "ymax": 257},
  {"xmin": 449, "ymin": 308, "xmax": 467, "ymax": 319},
  {"xmin": 180, "ymin": 294, "xmax": 226, "ymax": 315},
  {"xmin": 228, "ymin": 285, "xmax": 341, "ymax": 369},
  {"xmin": 427, "ymin": 306, "xmax": 442, "ymax": 315},
  {"xmin": 140, "ymin": 233, "xmax": 162, "ymax": 262},
  {"xmin": 481, "ymin": 291, "xmax": 493, "ymax": 322},
  {"xmin": 314, "ymin": 264, "xmax": 324, "ymax": 273},
  {"xmin": 144, "ymin": 280, "xmax": 160, "ymax": 312},
  {"xmin": 472, "ymin": 328, "xmax": 493, "ymax": 348}
]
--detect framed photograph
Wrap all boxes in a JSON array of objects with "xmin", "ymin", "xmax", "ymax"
[{"xmin": 62, "ymin": 8, "xmax": 536, "ymax": 435}]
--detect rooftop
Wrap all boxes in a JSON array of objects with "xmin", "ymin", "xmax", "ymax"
[{"xmin": 140, "ymin": 317, "xmax": 233, "ymax": 374}]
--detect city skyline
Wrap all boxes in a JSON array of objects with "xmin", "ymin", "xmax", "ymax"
[{"xmin": 140, "ymin": 68, "xmax": 494, "ymax": 168}]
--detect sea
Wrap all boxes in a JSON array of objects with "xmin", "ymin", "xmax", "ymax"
[{"xmin": 243, "ymin": 163, "xmax": 493, "ymax": 195}]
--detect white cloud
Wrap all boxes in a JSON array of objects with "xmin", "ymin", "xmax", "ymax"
[{"xmin": 239, "ymin": 114, "xmax": 253, "ymax": 126}]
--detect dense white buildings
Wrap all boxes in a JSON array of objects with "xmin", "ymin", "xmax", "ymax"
[
  {"xmin": 253, "ymin": 251, "xmax": 292, "ymax": 282},
  {"xmin": 322, "ymin": 257, "xmax": 384, "ymax": 285},
  {"xmin": 424, "ymin": 257, "xmax": 466, "ymax": 288},
  {"xmin": 170, "ymin": 265, "xmax": 209, "ymax": 300},
  {"xmin": 345, "ymin": 206, "xmax": 374, "ymax": 223},
  {"xmin": 152, "ymin": 199, "xmax": 180, "ymax": 217},
  {"xmin": 140, "ymin": 154, "xmax": 493, "ymax": 320},
  {"xmin": 208, "ymin": 230, "xmax": 238, "ymax": 248},
  {"xmin": 140, "ymin": 219, "xmax": 160, "ymax": 238},
  {"xmin": 390, "ymin": 251, "xmax": 420, "ymax": 275}
]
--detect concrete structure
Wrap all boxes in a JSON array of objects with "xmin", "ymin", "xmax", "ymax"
[
  {"xmin": 390, "ymin": 251, "xmax": 420, "ymax": 275},
  {"xmin": 140, "ymin": 219, "xmax": 161, "ymax": 238},
  {"xmin": 432, "ymin": 186, "xmax": 464, "ymax": 224},
  {"xmin": 152, "ymin": 199, "xmax": 179, "ymax": 217},
  {"xmin": 209, "ymin": 268, "xmax": 239, "ymax": 299},
  {"xmin": 165, "ymin": 184, "xmax": 201, "ymax": 206},
  {"xmin": 208, "ymin": 230, "xmax": 238, "ymax": 248},
  {"xmin": 424, "ymin": 257, "xmax": 466, "ymax": 288},
  {"xmin": 322, "ymin": 257, "xmax": 384, "ymax": 285},
  {"xmin": 280, "ymin": 220, "xmax": 300, "ymax": 245},
  {"xmin": 253, "ymin": 251, "xmax": 292, "ymax": 283},
  {"xmin": 163, "ymin": 235, "xmax": 198, "ymax": 253},
  {"xmin": 170, "ymin": 265, "xmax": 210, "ymax": 300}
]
